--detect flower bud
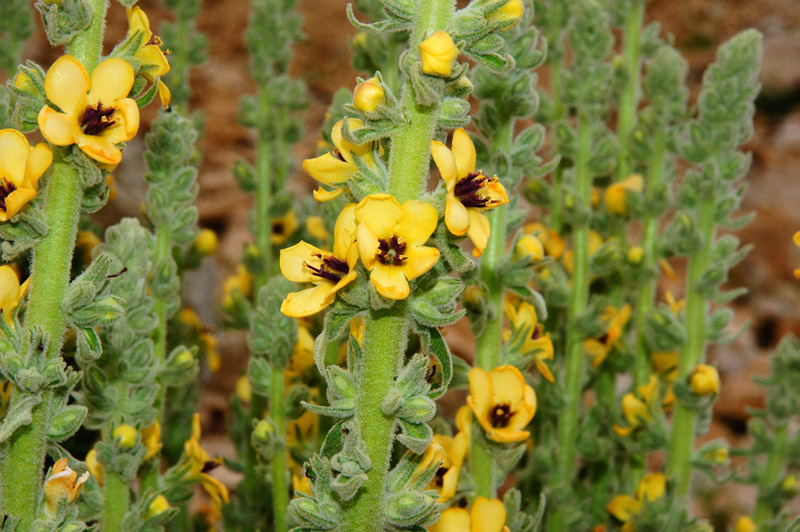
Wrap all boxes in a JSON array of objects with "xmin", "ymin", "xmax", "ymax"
[
  {"xmin": 419, "ymin": 31, "xmax": 459, "ymax": 76},
  {"xmin": 462, "ymin": 285, "xmax": 486, "ymax": 311},
  {"xmin": 174, "ymin": 348, "xmax": 195, "ymax": 370},
  {"xmin": 488, "ymin": 0, "xmax": 523, "ymax": 30},
  {"xmin": 145, "ymin": 495, "xmax": 170, "ymax": 519},
  {"xmin": 689, "ymin": 364, "xmax": 720, "ymax": 395},
  {"xmin": 253, "ymin": 419, "xmax": 274, "ymax": 442},
  {"xmin": 236, "ymin": 375, "xmax": 252, "ymax": 403},
  {"xmin": 85, "ymin": 449, "xmax": 103, "ymax": 485},
  {"xmin": 605, "ymin": 174, "xmax": 643, "ymax": 215},
  {"xmin": 782, "ymin": 474, "xmax": 799, "ymax": 496},
  {"xmin": 353, "ymin": 78, "xmax": 385, "ymax": 112},
  {"xmin": 515, "ymin": 234, "xmax": 544, "ymax": 262},
  {"xmin": 194, "ymin": 228, "xmax": 219, "ymax": 255},
  {"xmin": 113, "ymin": 424, "xmax": 138, "ymax": 449},
  {"xmin": 734, "ymin": 516, "xmax": 757, "ymax": 532},
  {"xmin": 627, "ymin": 246, "xmax": 644, "ymax": 264}
]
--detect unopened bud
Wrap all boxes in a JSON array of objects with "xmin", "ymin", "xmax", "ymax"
[{"xmin": 353, "ymin": 78, "xmax": 385, "ymax": 112}]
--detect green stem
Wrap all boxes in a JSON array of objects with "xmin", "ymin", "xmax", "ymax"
[
  {"xmin": 615, "ymin": 0, "xmax": 644, "ymax": 183},
  {"xmin": 667, "ymin": 200, "xmax": 715, "ymax": 497},
  {"xmin": 101, "ymin": 471, "xmax": 130, "ymax": 532},
  {"xmin": 270, "ymin": 362, "xmax": 289, "ymax": 532},
  {"xmin": 344, "ymin": 308, "xmax": 408, "ymax": 532},
  {"xmin": 470, "ymin": 118, "xmax": 513, "ymax": 498},
  {"xmin": 152, "ymin": 225, "xmax": 170, "ymax": 408},
  {"xmin": 633, "ymin": 131, "xmax": 666, "ymax": 387},
  {"xmin": 549, "ymin": 114, "xmax": 592, "ymax": 532},
  {"xmin": 172, "ymin": 14, "xmax": 191, "ymax": 114},
  {"xmin": 255, "ymin": 86, "xmax": 273, "ymax": 287},
  {"xmin": 0, "ymin": 159, "xmax": 84, "ymax": 528},
  {"xmin": 753, "ymin": 424, "xmax": 789, "ymax": 524},
  {"xmin": 65, "ymin": 0, "xmax": 109, "ymax": 73}
]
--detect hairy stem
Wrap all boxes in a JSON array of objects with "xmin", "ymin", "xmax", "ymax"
[
  {"xmin": 549, "ymin": 113, "xmax": 592, "ymax": 532},
  {"xmin": 615, "ymin": 0, "xmax": 644, "ymax": 182},
  {"xmin": 753, "ymin": 424, "xmax": 789, "ymax": 524},
  {"xmin": 667, "ymin": 199, "xmax": 715, "ymax": 497}
]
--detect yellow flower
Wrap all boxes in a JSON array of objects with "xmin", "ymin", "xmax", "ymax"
[
  {"xmin": 222, "ymin": 264, "xmax": 253, "ymax": 308},
  {"xmin": 285, "ymin": 324, "xmax": 315, "ymax": 380},
  {"xmin": 201, "ymin": 332, "xmax": 220, "ymax": 372},
  {"xmin": 515, "ymin": 234, "xmax": 544, "ymax": 262},
  {"xmin": 272, "ymin": 210, "xmax": 299, "ymax": 245},
  {"xmin": 302, "ymin": 118, "xmax": 377, "ymax": 202},
  {"xmin": 126, "ymin": 6, "xmax": 171, "ymax": 107},
  {"xmin": 141, "ymin": 420, "xmax": 163, "ymax": 461},
  {"xmin": 627, "ymin": 246, "xmax": 644, "ymax": 264},
  {"xmin": 419, "ymin": 30, "xmax": 459, "ymax": 77},
  {"xmin": 523, "ymin": 222, "xmax": 566, "ymax": 259},
  {"xmin": 292, "ymin": 472, "xmax": 313, "ymax": 495},
  {"xmin": 782, "ymin": 474, "xmax": 799, "ymax": 495},
  {"xmin": 145, "ymin": 494, "xmax": 170, "ymax": 519},
  {"xmin": 429, "ymin": 426, "xmax": 468, "ymax": 502},
  {"xmin": 353, "ymin": 77, "xmax": 385, "ymax": 112},
  {"xmin": 184, "ymin": 413, "xmax": 229, "ymax": 521},
  {"xmin": 651, "ymin": 351, "xmax": 678, "ymax": 374},
  {"xmin": 431, "ymin": 128, "xmax": 509, "ymax": 257},
  {"xmin": 428, "ymin": 496, "xmax": 510, "ymax": 532},
  {"xmin": 43, "ymin": 458, "xmax": 90, "ymax": 514},
  {"xmin": 180, "ymin": 307, "xmax": 202, "ymax": 329},
  {"xmin": 467, "ymin": 365, "xmax": 536, "ymax": 443},
  {"xmin": 0, "ymin": 265, "xmax": 30, "ymax": 325},
  {"xmin": 38, "ymin": 55, "xmax": 139, "ymax": 165},
  {"xmin": 350, "ymin": 316, "xmax": 365, "ymax": 345},
  {"xmin": 113, "ymin": 424, "xmax": 138, "ymax": 449},
  {"xmin": 504, "ymin": 297, "xmax": 555, "ymax": 382},
  {"xmin": 355, "ymin": 194, "xmax": 440, "ymax": 300},
  {"xmin": 0, "ymin": 129, "xmax": 52, "ymax": 222},
  {"xmin": 734, "ymin": 516, "xmax": 757, "ymax": 532},
  {"xmin": 607, "ymin": 473, "xmax": 666, "ymax": 532},
  {"xmin": 281, "ymin": 204, "xmax": 359, "ymax": 316},
  {"xmin": 614, "ymin": 376, "xmax": 659, "ymax": 437},
  {"xmin": 585, "ymin": 304, "xmax": 632, "ymax": 367},
  {"xmin": 689, "ymin": 364, "xmax": 719, "ymax": 395},
  {"xmin": 605, "ymin": 174, "xmax": 643, "ymax": 215},
  {"xmin": 235, "ymin": 375, "xmax": 252, "ymax": 403},
  {"xmin": 488, "ymin": 0, "xmax": 524, "ymax": 30},
  {"xmin": 795, "ymin": 232, "xmax": 800, "ymax": 278},
  {"xmin": 286, "ymin": 407, "xmax": 319, "ymax": 449},
  {"xmin": 194, "ymin": 228, "xmax": 218, "ymax": 255},
  {"xmin": 85, "ymin": 449, "xmax": 103, "ymax": 485},
  {"xmin": 664, "ymin": 290, "xmax": 685, "ymax": 314},
  {"xmin": 305, "ymin": 216, "xmax": 329, "ymax": 240}
]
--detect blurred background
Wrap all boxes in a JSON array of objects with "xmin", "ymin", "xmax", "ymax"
[{"xmin": 6, "ymin": 0, "xmax": 800, "ymax": 522}]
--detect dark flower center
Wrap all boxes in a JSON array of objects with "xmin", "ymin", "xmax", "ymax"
[
  {"xmin": 433, "ymin": 466, "xmax": 449, "ymax": 487},
  {"xmin": 272, "ymin": 221, "xmax": 285, "ymax": 234},
  {"xmin": 489, "ymin": 403, "xmax": 514, "ymax": 428},
  {"xmin": 145, "ymin": 33, "xmax": 162, "ymax": 47},
  {"xmin": 81, "ymin": 101, "xmax": 117, "ymax": 136},
  {"xmin": 454, "ymin": 171, "xmax": 503, "ymax": 209},
  {"xmin": 333, "ymin": 149, "xmax": 348, "ymax": 163},
  {"xmin": 531, "ymin": 325, "xmax": 542, "ymax": 340},
  {"xmin": 598, "ymin": 333, "xmax": 610, "ymax": 346},
  {"xmin": 305, "ymin": 253, "xmax": 349, "ymax": 283},
  {"xmin": 0, "ymin": 178, "xmax": 17, "ymax": 211},
  {"xmin": 377, "ymin": 235, "xmax": 406, "ymax": 265},
  {"xmin": 201, "ymin": 459, "xmax": 221, "ymax": 474}
]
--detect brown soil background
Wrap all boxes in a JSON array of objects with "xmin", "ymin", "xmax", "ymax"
[{"xmin": 10, "ymin": 0, "xmax": 800, "ymax": 527}]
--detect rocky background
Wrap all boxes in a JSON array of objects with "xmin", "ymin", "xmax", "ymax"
[{"xmin": 8, "ymin": 0, "xmax": 800, "ymax": 527}]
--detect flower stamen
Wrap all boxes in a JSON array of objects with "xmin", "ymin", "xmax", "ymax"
[
  {"xmin": 454, "ymin": 171, "xmax": 499, "ymax": 208},
  {"xmin": 377, "ymin": 235, "xmax": 407, "ymax": 265},
  {"xmin": 304, "ymin": 253, "xmax": 349, "ymax": 284},
  {"xmin": 490, "ymin": 403, "xmax": 514, "ymax": 428},
  {"xmin": 0, "ymin": 179, "xmax": 18, "ymax": 211},
  {"xmin": 81, "ymin": 102, "xmax": 117, "ymax": 136}
]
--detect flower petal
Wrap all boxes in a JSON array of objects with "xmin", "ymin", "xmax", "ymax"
[
  {"xmin": 280, "ymin": 241, "xmax": 326, "ymax": 283},
  {"xmin": 45, "ymin": 55, "xmax": 90, "ymax": 117},
  {"xmin": 303, "ymin": 153, "xmax": 353, "ymax": 185},
  {"xmin": 467, "ymin": 367, "xmax": 492, "ymax": 426},
  {"xmin": 4, "ymin": 188, "xmax": 37, "ymax": 219},
  {"xmin": 312, "ymin": 186, "xmax": 343, "ymax": 202},
  {"xmin": 471, "ymin": 497, "xmax": 507, "ymax": 532},
  {"xmin": 38, "ymin": 107, "xmax": 79, "ymax": 146},
  {"xmin": 467, "ymin": 209, "xmax": 491, "ymax": 257},
  {"xmin": 0, "ymin": 266, "xmax": 21, "ymax": 313},
  {"xmin": 396, "ymin": 199, "xmax": 437, "ymax": 246},
  {"xmin": 607, "ymin": 494, "xmax": 640, "ymax": 522},
  {"xmin": 281, "ymin": 284, "xmax": 334, "ymax": 317},
  {"xmin": 355, "ymin": 194, "xmax": 402, "ymax": 240},
  {"xmin": 77, "ymin": 134, "xmax": 121, "ymax": 165},
  {"xmin": 106, "ymin": 98, "xmax": 139, "ymax": 143},
  {"xmin": 451, "ymin": 128, "xmax": 476, "ymax": 177},
  {"xmin": 401, "ymin": 245, "xmax": 439, "ymax": 281},
  {"xmin": 0, "ymin": 129, "xmax": 30, "ymax": 185},
  {"xmin": 333, "ymin": 204, "xmax": 357, "ymax": 260},
  {"xmin": 444, "ymin": 194, "xmax": 470, "ymax": 236},
  {"xmin": 428, "ymin": 508, "xmax": 470, "ymax": 532},
  {"xmin": 489, "ymin": 365, "xmax": 527, "ymax": 406},
  {"xmin": 24, "ymin": 143, "xmax": 53, "ymax": 189},
  {"xmin": 156, "ymin": 79, "xmax": 171, "ymax": 108},
  {"xmin": 370, "ymin": 265, "xmax": 409, "ymax": 300},
  {"xmin": 88, "ymin": 58, "xmax": 135, "ymax": 106},
  {"xmin": 431, "ymin": 140, "xmax": 457, "ymax": 188}
]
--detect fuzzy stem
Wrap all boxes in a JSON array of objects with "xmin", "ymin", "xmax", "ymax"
[
  {"xmin": 615, "ymin": 0, "xmax": 644, "ymax": 182},
  {"xmin": 753, "ymin": 424, "xmax": 789, "ymax": 524},
  {"xmin": 102, "ymin": 470, "xmax": 130, "ymax": 532},
  {"xmin": 549, "ymin": 113, "xmax": 592, "ymax": 532},
  {"xmin": 152, "ymin": 225, "xmax": 170, "ymax": 402},
  {"xmin": 270, "ymin": 360, "xmax": 289, "ymax": 532},
  {"xmin": 633, "ymin": 131, "xmax": 666, "ymax": 386},
  {"xmin": 470, "ymin": 118, "xmax": 513, "ymax": 498},
  {"xmin": 255, "ymin": 85, "xmax": 274, "ymax": 286},
  {"xmin": 667, "ymin": 199, "xmax": 715, "ymax": 497},
  {"xmin": 344, "ymin": 307, "xmax": 408, "ymax": 532},
  {"xmin": 0, "ymin": 159, "xmax": 84, "ymax": 528},
  {"xmin": 65, "ymin": 0, "xmax": 109, "ymax": 73}
]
